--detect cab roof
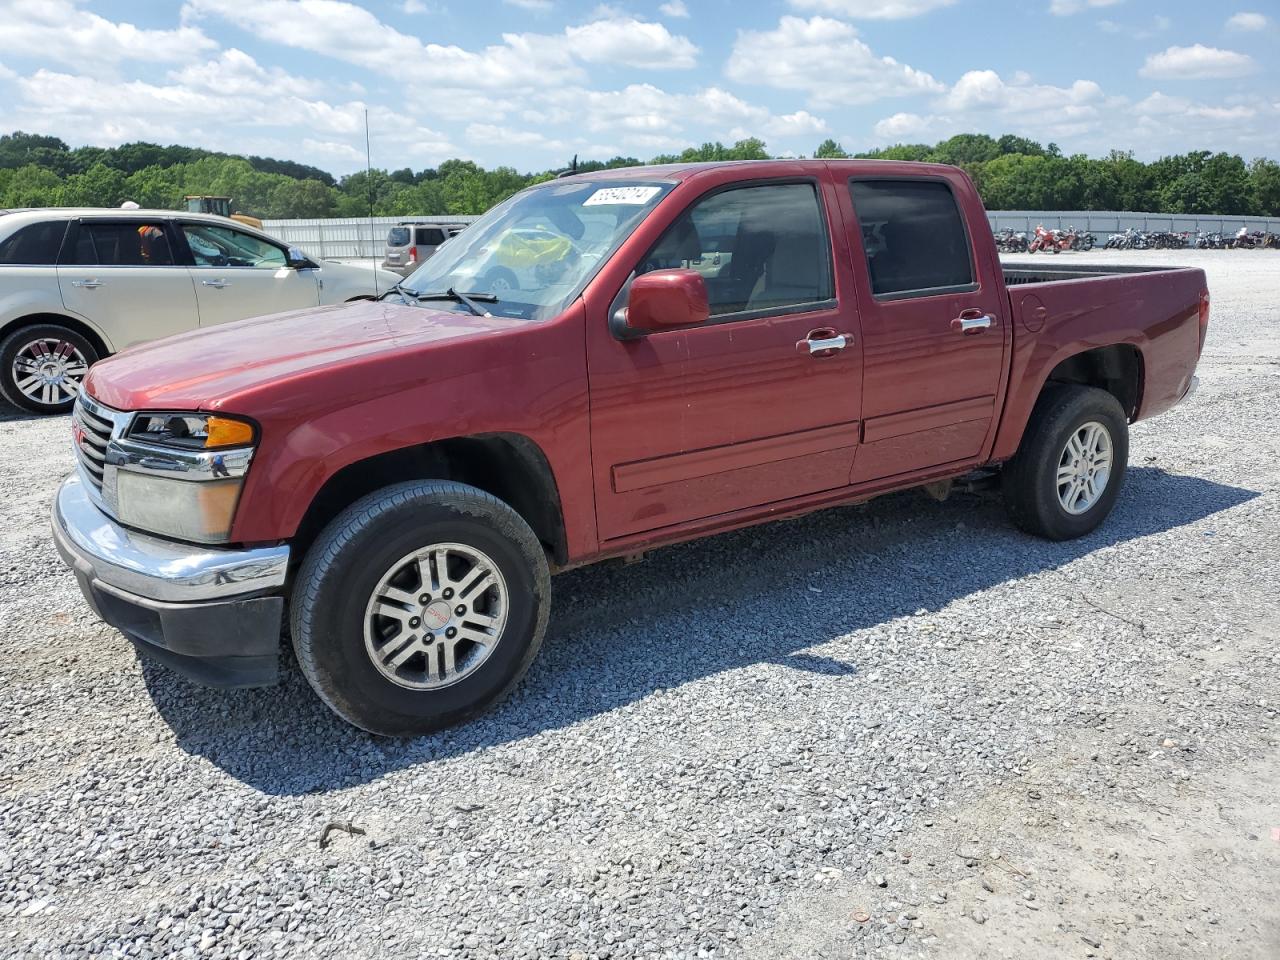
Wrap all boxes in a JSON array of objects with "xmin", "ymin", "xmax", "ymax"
[{"xmin": 552, "ymin": 158, "xmax": 961, "ymax": 184}]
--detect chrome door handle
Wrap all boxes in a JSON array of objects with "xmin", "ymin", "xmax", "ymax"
[
  {"xmin": 201, "ymin": 279, "xmax": 230, "ymax": 288},
  {"xmin": 71, "ymin": 279, "xmax": 103, "ymax": 288},
  {"xmin": 808, "ymin": 334, "xmax": 848, "ymax": 353},
  {"xmin": 952, "ymin": 314, "xmax": 993, "ymax": 335},
  {"xmin": 798, "ymin": 331, "xmax": 853, "ymax": 357}
]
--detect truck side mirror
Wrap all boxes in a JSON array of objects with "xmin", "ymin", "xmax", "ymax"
[{"xmin": 624, "ymin": 269, "xmax": 710, "ymax": 334}]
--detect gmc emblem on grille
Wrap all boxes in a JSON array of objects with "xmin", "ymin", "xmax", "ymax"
[{"xmin": 72, "ymin": 423, "xmax": 85, "ymax": 448}]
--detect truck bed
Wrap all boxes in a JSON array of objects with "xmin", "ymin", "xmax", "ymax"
[{"xmin": 1003, "ymin": 263, "xmax": 1185, "ymax": 286}]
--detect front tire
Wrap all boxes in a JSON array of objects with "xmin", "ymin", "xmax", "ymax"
[
  {"xmin": 1002, "ymin": 385, "xmax": 1128, "ymax": 540},
  {"xmin": 0, "ymin": 323, "xmax": 98, "ymax": 414},
  {"xmin": 290, "ymin": 481, "xmax": 551, "ymax": 736}
]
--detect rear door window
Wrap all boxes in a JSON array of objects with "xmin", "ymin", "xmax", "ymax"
[
  {"xmin": 68, "ymin": 221, "xmax": 175, "ymax": 266},
  {"xmin": 0, "ymin": 220, "xmax": 67, "ymax": 264},
  {"xmin": 388, "ymin": 227, "xmax": 411, "ymax": 246},
  {"xmin": 416, "ymin": 227, "xmax": 446, "ymax": 246},
  {"xmin": 848, "ymin": 179, "xmax": 974, "ymax": 298}
]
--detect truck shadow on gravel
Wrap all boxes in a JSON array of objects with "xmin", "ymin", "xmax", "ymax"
[{"xmin": 140, "ymin": 466, "xmax": 1256, "ymax": 795}]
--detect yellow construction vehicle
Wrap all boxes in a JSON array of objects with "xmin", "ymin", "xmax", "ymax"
[{"xmin": 183, "ymin": 196, "xmax": 264, "ymax": 230}]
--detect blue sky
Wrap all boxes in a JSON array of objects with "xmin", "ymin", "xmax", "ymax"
[{"xmin": 0, "ymin": 0, "xmax": 1275, "ymax": 175}]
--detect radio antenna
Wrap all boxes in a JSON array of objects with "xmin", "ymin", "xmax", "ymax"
[{"xmin": 365, "ymin": 108, "xmax": 379, "ymax": 297}]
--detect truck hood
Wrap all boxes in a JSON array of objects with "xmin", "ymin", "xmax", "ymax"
[{"xmin": 84, "ymin": 299, "xmax": 527, "ymax": 411}]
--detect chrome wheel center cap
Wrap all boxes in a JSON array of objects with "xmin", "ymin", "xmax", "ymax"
[{"xmin": 422, "ymin": 600, "xmax": 452, "ymax": 632}]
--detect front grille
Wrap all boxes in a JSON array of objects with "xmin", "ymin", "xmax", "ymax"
[{"xmin": 73, "ymin": 396, "xmax": 115, "ymax": 493}]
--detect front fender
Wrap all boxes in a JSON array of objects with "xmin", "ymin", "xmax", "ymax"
[{"xmin": 225, "ymin": 302, "xmax": 597, "ymax": 558}]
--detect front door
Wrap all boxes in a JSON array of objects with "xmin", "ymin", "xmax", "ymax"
[
  {"xmin": 57, "ymin": 218, "xmax": 200, "ymax": 349},
  {"xmin": 177, "ymin": 222, "xmax": 319, "ymax": 326},
  {"xmin": 586, "ymin": 178, "xmax": 864, "ymax": 543},
  {"xmin": 838, "ymin": 176, "xmax": 1009, "ymax": 484}
]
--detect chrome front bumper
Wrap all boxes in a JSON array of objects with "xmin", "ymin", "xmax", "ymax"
[{"xmin": 51, "ymin": 474, "xmax": 290, "ymax": 688}]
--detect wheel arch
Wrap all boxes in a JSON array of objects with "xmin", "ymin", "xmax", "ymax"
[
  {"xmin": 0, "ymin": 312, "xmax": 113, "ymax": 360},
  {"xmin": 1043, "ymin": 343, "xmax": 1144, "ymax": 420},
  {"xmin": 289, "ymin": 432, "xmax": 568, "ymax": 569}
]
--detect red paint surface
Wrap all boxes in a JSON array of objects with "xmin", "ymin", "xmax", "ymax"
[{"xmin": 82, "ymin": 160, "xmax": 1207, "ymax": 563}]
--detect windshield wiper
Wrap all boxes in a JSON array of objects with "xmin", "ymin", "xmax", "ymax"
[
  {"xmin": 413, "ymin": 288, "xmax": 499, "ymax": 317},
  {"xmin": 379, "ymin": 281, "xmax": 415, "ymax": 301}
]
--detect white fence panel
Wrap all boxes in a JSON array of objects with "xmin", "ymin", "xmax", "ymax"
[
  {"xmin": 987, "ymin": 210, "xmax": 1280, "ymax": 236},
  {"xmin": 263, "ymin": 210, "xmax": 1278, "ymax": 260},
  {"xmin": 261, "ymin": 215, "xmax": 480, "ymax": 259}
]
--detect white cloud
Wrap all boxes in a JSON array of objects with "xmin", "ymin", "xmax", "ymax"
[
  {"xmin": 787, "ymin": 0, "xmax": 955, "ymax": 19},
  {"xmin": 0, "ymin": 0, "xmax": 217, "ymax": 72},
  {"xmin": 566, "ymin": 17, "xmax": 698, "ymax": 69},
  {"xmin": 182, "ymin": 0, "xmax": 700, "ymax": 103},
  {"xmin": 659, "ymin": 0, "xmax": 689, "ymax": 17},
  {"xmin": 872, "ymin": 111, "xmax": 936, "ymax": 140},
  {"xmin": 183, "ymin": 0, "xmax": 582, "ymax": 94},
  {"xmin": 1139, "ymin": 44, "xmax": 1257, "ymax": 79},
  {"xmin": 869, "ymin": 69, "xmax": 1118, "ymax": 147},
  {"xmin": 1226, "ymin": 12, "xmax": 1268, "ymax": 31},
  {"xmin": 1049, "ymin": 0, "xmax": 1121, "ymax": 14},
  {"xmin": 168, "ymin": 48, "xmax": 323, "ymax": 98},
  {"xmin": 466, "ymin": 123, "xmax": 565, "ymax": 151},
  {"xmin": 545, "ymin": 82, "xmax": 830, "ymax": 149},
  {"xmin": 939, "ymin": 70, "xmax": 1106, "ymax": 117},
  {"xmin": 1134, "ymin": 92, "xmax": 1256, "ymax": 122},
  {"xmin": 726, "ymin": 16, "xmax": 942, "ymax": 107},
  {"xmin": 504, "ymin": 0, "xmax": 554, "ymax": 9},
  {"xmin": 10, "ymin": 64, "xmax": 457, "ymax": 167}
]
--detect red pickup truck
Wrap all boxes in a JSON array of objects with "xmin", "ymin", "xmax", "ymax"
[{"xmin": 52, "ymin": 160, "xmax": 1208, "ymax": 735}]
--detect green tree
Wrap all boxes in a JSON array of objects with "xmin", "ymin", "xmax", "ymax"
[
  {"xmin": 930, "ymin": 133, "xmax": 1001, "ymax": 167},
  {"xmin": 123, "ymin": 164, "xmax": 185, "ymax": 209},
  {"xmin": 0, "ymin": 164, "xmax": 62, "ymax": 206},
  {"xmin": 0, "ymin": 132, "xmax": 74, "ymax": 176},
  {"xmin": 1248, "ymin": 158, "xmax": 1280, "ymax": 217},
  {"xmin": 815, "ymin": 138, "xmax": 849, "ymax": 159},
  {"xmin": 55, "ymin": 162, "xmax": 128, "ymax": 207}
]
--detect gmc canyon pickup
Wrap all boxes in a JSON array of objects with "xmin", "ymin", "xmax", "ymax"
[{"xmin": 51, "ymin": 160, "xmax": 1209, "ymax": 735}]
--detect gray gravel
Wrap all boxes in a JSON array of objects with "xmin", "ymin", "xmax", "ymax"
[{"xmin": 2, "ymin": 249, "xmax": 1278, "ymax": 959}]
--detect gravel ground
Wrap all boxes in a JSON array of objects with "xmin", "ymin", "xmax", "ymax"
[{"xmin": 2, "ymin": 249, "xmax": 1278, "ymax": 959}]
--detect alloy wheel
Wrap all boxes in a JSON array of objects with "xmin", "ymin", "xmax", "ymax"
[
  {"xmin": 363, "ymin": 542, "xmax": 508, "ymax": 690},
  {"xmin": 1056, "ymin": 420, "xmax": 1113, "ymax": 515},
  {"xmin": 11, "ymin": 337, "xmax": 88, "ymax": 406}
]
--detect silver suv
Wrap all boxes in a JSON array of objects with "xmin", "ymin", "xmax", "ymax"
[{"xmin": 381, "ymin": 222, "xmax": 468, "ymax": 276}]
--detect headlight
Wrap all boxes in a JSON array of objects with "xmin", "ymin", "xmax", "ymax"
[
  {"xmin": 128, "ymin": 413, "xmax": 256, "ymax": 450},
  {"xmin": 113, "ymin": 411, "xmax": 257, "ymax": 544}
]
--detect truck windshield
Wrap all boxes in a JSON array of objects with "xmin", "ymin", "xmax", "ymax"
[{"xmin": 400, "ymin": 180, "xmax": 673, "ymax": 321}]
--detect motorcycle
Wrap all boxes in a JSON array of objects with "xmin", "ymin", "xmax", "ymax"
[
  {"xmin": 1066, "ymin": 226, "xmax": 1095, "ymax": 251},
  {"xmin": 1028, "ymin": 224, "xmax": 1073, "ymax": 254},
  {"xmin": 994, "ymin": 228, "xmax": 1029, "ymax": 253}
]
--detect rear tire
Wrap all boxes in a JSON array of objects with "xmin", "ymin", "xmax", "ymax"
[
  {"xmin": 290, "ymin": 480, "xmax": 551, "ymax": 736},
  {"xmin": 1002, "ymin": 385, "xmax": 1128, "ymax": 541},
  {"xmin": 0, "ymin": 323, "xmax": 98, "ymax": 414}
]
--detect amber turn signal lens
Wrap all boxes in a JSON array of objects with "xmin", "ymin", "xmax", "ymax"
[{"xmin": 204, "ymin": 416, "xmax": 255, "ymax": 448}]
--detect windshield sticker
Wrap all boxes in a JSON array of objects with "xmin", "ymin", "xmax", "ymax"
[{"xmin": 583, "ymin": 186, "xmax": 663, "ymax": 206}]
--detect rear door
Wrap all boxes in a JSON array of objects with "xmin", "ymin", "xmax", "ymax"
[
  {"xmin": 57, "ymin": 218, "xmax": 200, "ymax": 349},
  {"xmin": 838, "ymin": 176, "xmax": 1009, "ymax": 483},
  {"xmin": 177, "ymin": 221, "xmax": 320, "ymax": 326},
  {"xmin": 415, "ymin": 226, "xmax": 447, "ymax": 263},
  {"xmin": 586, "ymin": 177, "xmax": 864, "ymax": 542}
]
